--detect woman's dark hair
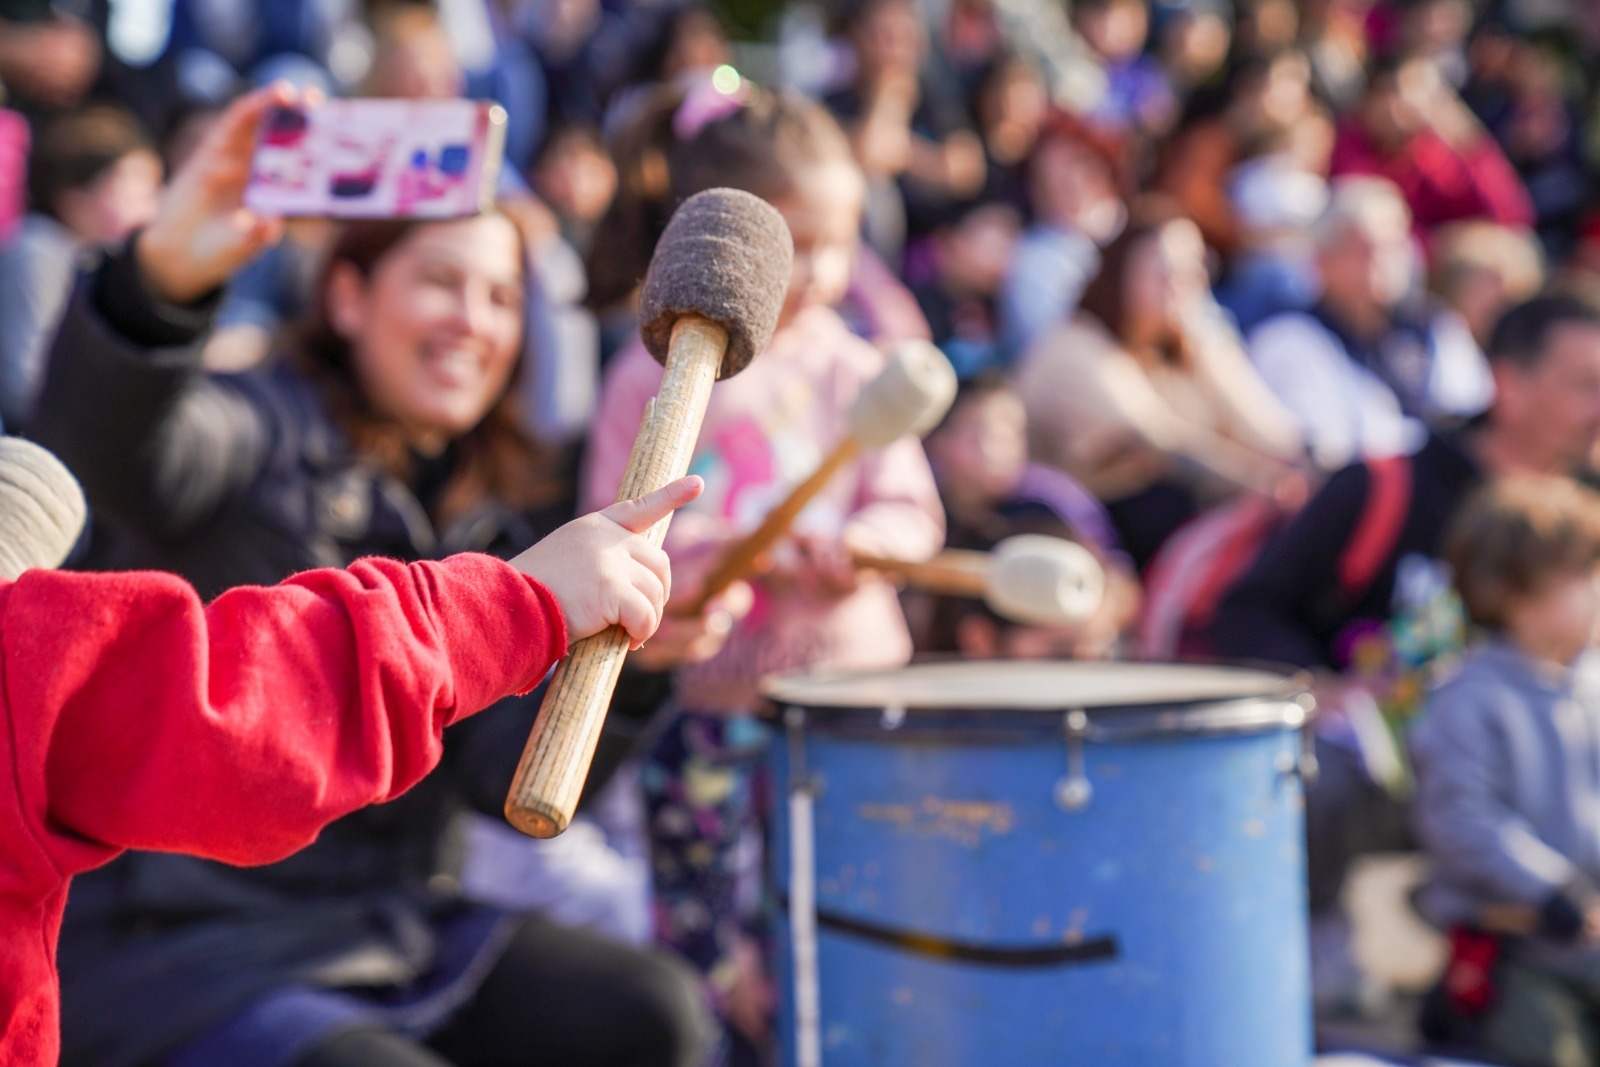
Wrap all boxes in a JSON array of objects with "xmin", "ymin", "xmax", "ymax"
[
  {"xmin": 585, "ymin": 80, "xmax": 853, "ymax": 309},
  {"xmin": 297, "ymin": 212, "xmax": 556, "ymax": 526},
  {"xmin": 1075, "ymin": 196, "xmax": 1192, "ymax": 362}
]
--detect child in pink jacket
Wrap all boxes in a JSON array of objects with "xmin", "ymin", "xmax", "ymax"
[{"xmin": 583, "ymin": 79, "xmax": 944, "ymax": 1049}]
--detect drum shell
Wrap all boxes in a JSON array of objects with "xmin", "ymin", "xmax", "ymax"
[{"xmin": 767, "ymin": 687, "xmax": 1311, "ymax": 1067}]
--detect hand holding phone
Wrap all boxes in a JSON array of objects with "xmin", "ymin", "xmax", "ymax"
[
  {"xmin": 244, "ymin": 99, "xmax": 507, "ymax": 220},
  {"xmin": 138, "ymin": 84, "xmax": 304, "ymax": 305}
]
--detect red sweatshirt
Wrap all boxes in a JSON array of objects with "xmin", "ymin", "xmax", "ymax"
[{"xmin": 0, "ymin": 554, "xmax": 567, "ymax": 1067}]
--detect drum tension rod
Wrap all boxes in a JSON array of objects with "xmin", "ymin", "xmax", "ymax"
[{"xmin": 1055, "ymin": 709, "xmax": 1092, "ymax": 812}]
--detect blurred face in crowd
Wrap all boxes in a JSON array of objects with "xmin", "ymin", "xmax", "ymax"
[
  {"xmin": 1232, "ymin": 51, "xmax": 1312, "ymax": 137},
  {"xmin": 662, "ymin": 9, "xmax": 731, "ymax": 80},
  {"xmin": 1076, "ymin": 0, "xmax": 1150, "ymax": 63},
  {"xmin": 854, "ymin": 0, "xmax": 926, "ymax": 79},
  {"xmin": 773, "ymin": 159, "xmax": 865, "ymax": 323},
  {"xmin": 1315, "ymin": 210, "xmax": 1413, "ymax": 319},
  {"xmin": 367, "ymin": 14, "xmax": 464, "ymax": 99},
  {"xmin": 1359, "ymin": 59, "xmax": 1439, "ymax": 152},
  {"xmin": 1503, "ymin": 568, "xmax": 1600, "ymax": 666},
  {"xmin": 1029, "ymin": 136, "xmax": 1121, "ymax": 239},
  {"xmin": 927, "ymin": 388, "xmax": 1029, "ymax": 508},
  {"xmin": 1161, "ymin": 9, "xmax": 1232, "ymax": 88},
  {"xmin": 57, "ymin": 148, "xmax": 163, "ymax": 246},
  {"xmin": 1493, "ymin": 323, "xmax": 1600, "ymax": 474},
  {"xmin": 1123, "ymin": 219, "xmax": 1210, "ymax": 342},
  {"xmin": 536, "ymin": 133, "xmax": 618, "ymax": 227},
  {"xmin": 328, "ymin": 215, "xmax": 526, "ymax": 452}
]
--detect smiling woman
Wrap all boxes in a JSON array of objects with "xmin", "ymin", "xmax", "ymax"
[{"xmin": 300, "ymin": 211, "xmax": 549, "ymax": 527}]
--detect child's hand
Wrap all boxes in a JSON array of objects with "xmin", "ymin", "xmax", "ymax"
[
  {"xmin": 137, "ymin": 83, "xmax": 312, "ymax": 305},
  {"xmin": 511, "ymin": 477, "xmax": 704, "ymax": 648}
]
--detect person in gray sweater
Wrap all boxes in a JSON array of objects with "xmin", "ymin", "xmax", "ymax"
[{"xmin": 1411, "ymin": 474, "xmax": 1600, "ymax": 1066}]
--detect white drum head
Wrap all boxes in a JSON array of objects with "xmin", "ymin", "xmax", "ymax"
[{"xmin": 761, "ymin": 660, "xmax": 1302, "ymax": 712}]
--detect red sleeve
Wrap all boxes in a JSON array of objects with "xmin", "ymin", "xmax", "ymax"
[{"xmin": 1, "ymin": 554, "xmax": 566, "ymax": 869}]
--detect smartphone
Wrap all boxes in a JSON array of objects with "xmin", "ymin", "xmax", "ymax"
[{"xmin": 244, "ymin": 99, "xmax": 507, "ymax": 220}]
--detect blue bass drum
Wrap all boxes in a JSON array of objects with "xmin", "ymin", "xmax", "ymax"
[{"xmin": 763, "ymin": 660, "xmax": 1315, "ymax": 1067}]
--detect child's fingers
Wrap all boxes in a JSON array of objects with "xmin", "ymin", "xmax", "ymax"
[
  {"xmin": 629, "ymin": 539, "xmax": 672, "ymax": 605},
  {"xmin": 601, "ymin": 476, "xmax": 703, "ymax": 534},
  {"xmin": 616, "ymin": 586, "xmax": 660, "ymax": 649},
  {"xmin": 629, "ymin": 557, "xmax": 668, "ymax": 618}
]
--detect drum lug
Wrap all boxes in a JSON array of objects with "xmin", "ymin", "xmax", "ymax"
[{"xmin": 1055, "ymin": 709, "xmax": 1093, "ymax": 812}]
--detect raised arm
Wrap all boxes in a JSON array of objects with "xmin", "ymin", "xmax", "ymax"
[
  {"xmin": 31, "ymin": 86, "xmax": 298, "ymax": 541},
  {"xmin": 8, "ymin": 478, "xmax": 700, "ymax": 866}
]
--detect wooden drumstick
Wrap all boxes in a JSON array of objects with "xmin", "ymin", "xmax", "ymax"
[
  {"xmin": 676, "ymin": 340, "xmax": 958, "ymax": 617},
  {"xmin": 855, "ymin": 535, "xmax": 1106, "ymax": 627},
  {"xmin": 505, "ymin": 189, "xmax": 793, "ymax": 839}
]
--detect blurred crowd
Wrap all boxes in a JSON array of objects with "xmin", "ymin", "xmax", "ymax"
[{"xmin": 13, "ymin": 0, "xmax": 1600, "ymax": 1063}]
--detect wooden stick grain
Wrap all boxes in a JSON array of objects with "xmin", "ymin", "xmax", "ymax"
[
  {"xmin": 505, "ymin": 316, "xmax": 727, "ymax": 838},
  {"xmin": 852, "ymin": 549, "xmax": 991, "ymax": 598}
]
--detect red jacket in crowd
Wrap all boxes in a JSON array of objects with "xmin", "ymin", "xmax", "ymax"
[
  {"xmin": 1330, "ymin": 122, "xmax": 1535, "ymax": 235},
  {"xmin": 0, "ymin": 554, "xmax": 568, "ymax": 1067}
]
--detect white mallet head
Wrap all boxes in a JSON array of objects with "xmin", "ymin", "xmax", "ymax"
[
  {"xmin": 849, "ymin": 340, "xmax": 959, "ymax": 449},
  {"xmin": 986, "ymin": 535, "xmax": 1105, "ymax": 628}
]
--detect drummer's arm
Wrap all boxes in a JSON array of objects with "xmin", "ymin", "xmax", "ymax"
[
  {"xmin": 843, "ymin": 435, "xmax": 946, "ymax": 561},
  {"xmin": 1208, "ymin": 463, "xmax": 1368, "ymax": 669}
]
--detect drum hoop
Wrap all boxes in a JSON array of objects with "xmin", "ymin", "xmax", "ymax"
[{"xmin": 764, "ymin": 689, "xmax": 1314, "ymax": 743}]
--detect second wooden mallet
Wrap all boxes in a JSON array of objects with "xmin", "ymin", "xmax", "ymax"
[
  {"xmin": 505, "ymin": 188, "xmax": 793, "ymax": 838},
  {"xmin": 676, "ymin": 339, "xmax": 959, "ymax": 617}
]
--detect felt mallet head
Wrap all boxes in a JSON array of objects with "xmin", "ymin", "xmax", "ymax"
[{"xmin": 638, "ymin": 188, "xmax": 794, "ymax": 378}]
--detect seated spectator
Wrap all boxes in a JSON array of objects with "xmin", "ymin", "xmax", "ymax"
[
  {"xmin": 1155, "ymin": 48, "xmax": 1316, "ymax": 261},
  {"xmin": 825, "ymin": 0, "xmax": 986, "ymax": 261},
  {"xmin": 1016, "ymin": 201, "xmax": 1305, "ymax": 567},
  {"xmin": 999, "ymin": 108, "xmax": 1127, "ymax": 358},
  {"xmin": 1072, "ymin": 0, "xmax": 1177, "ymax": 137},
  {"xmin": 1474, "ymin": 36, "xmax": 1587, "ymax": 261},
  {"xmin": 533, "ymin": 125, "xmax": 618, "ymax": 254},
  {"xmin": 1412, "ymin": 475, "xmax": 1600, "ymax": 1066},
  {"xmin": 0, "ymin": 105, "xmax": 162, "ymax": 431},
  {"xmin": 970, "ymin": 52, "xmax": 1050, "ymax": 215},
  {"xmin": 1211, "ymin": 295, "xmax": 1600, "ymax": 1013},
  {"xmin": 0, "ymin": 8, "xmax": 99, "ymax": 114},
  {"xmin": 908, "ymin": 201, "xmax": 1021, "ymax": 379},
  {"xmin": 1214, "ymin": 108, "xmax": 1333, "ymax": 333},
  {"xmin": 1329, "ymin": 53, "xmax": 1533, "ymax": 235},
  {"xmin": 1153, "ymin": 1, "xmax": 1233, "ymax": 100},
  {"xmin": 1248, "ymin": 177, "xmax": 1494, "ymax": 469},
  {"xmin": 923, "ymin": 374, "xmax": 1140, "ymax": 654}
]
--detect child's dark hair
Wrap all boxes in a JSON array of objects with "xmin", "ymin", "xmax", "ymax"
[
  {"xmin": 27, "ymin": 106, "xmax": 154, "ymax": 222},
  {"xmin": 585, "ymin": 80, "xmax": 854, "ymax": 308},
  {"xmin": 1445, "ymin": 475, "xmax": 1600, "ymax": 629}
]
